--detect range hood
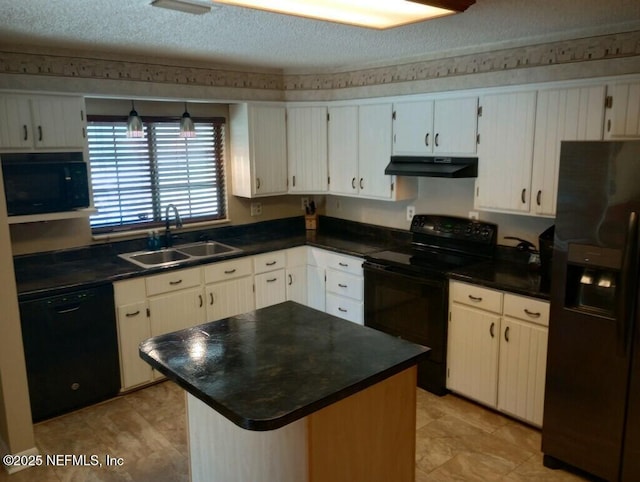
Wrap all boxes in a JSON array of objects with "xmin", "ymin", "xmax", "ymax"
[{"xmin": 384, "ymin": 156, "xmax": 478, "ymax": 178}]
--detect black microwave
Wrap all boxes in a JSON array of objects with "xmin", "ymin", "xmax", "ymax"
[{"xmin": 2, "ymin": 152, "xmax": 90, "ymax": 216}]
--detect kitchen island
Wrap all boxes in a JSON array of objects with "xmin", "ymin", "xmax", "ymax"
[{"xmin": 139, "ymin": 301, "xmax": 429, "ymax": 482}]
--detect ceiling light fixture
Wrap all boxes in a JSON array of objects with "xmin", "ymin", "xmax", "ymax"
[
  {"xmin": 126, "ymin": 100, "xmax": 144, "ymax": 138},
  {"xmin": 151, "ymin": 0, "xmax": 213, "ymax": 15},
  {"xmin": 179, "ymin": 103, "xmax": 197, "ymax": 138},
  {"xmin": 211, "ymin": 0, "xmax": 475, "ymax": 29}
]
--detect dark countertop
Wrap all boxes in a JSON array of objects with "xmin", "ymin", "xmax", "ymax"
[{"xmin": 139, "ymin": 301, "xmax": 429, "ymax": 431}]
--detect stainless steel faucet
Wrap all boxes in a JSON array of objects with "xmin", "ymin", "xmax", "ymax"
[{"xmin": 164, "ymin": 203, "xmax": 183, "ymax": 247}]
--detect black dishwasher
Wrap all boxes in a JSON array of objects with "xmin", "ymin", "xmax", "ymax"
[{"xmin": 19, "ymin": 283, "xmax": 120, "ymax": 422}]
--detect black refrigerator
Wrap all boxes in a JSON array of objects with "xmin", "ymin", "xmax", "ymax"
[{"xmin": 542, "ymin": 141, "xmax": 640, "ymax": 481}]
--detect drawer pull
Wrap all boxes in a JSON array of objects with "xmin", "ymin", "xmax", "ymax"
[
  {"xmin": 338, "ymin": 283, "xmax": 348, "ymax": 288},
  {"xmin": 266, "ymin": 278, "xmax": 277, "ymax": 283},
  {"xmin": 524, "ymin": 308, "xmax": 541, "ymax": 318},
  {"xmin": 468, "ymin": 294, "xmax": 483, "ymax": 302},
  {"xmin": 198, "ymin": 294, "xmax": 203, "ymax": 307},
  {"xmin": 338, "ymin": 307, "xmax": 348, "ymax": 313},
  {"xmin": 209, "ymin": 293, "xmax": 214, "ymax": 305},
  {"xmin": 266, "ymin": 261, "xmax": 277, "ymax": 266},
  {"xmin": 169, "ymin": 279, "xmax": 183, "ymax": 285},
  {"xmin": 125, "ymin": 310, "xmax": 140, "ymax": 318},
  {"xmin": 489, "ymin": 322, "xmax": 495, "ymax": 338},
  {"xmin": 224, "ymin": 269, "xmax": 236, "ymax": 274},
  {"xmin": 23, "ymin": 125, "xmax": 28, "ymax": 141},
  {"xmin": 339, "ymin": 262, "xmax": 349, "ymax": 267},
  {"xmin": 288, "ymin": 274, "xmax": 293, "ymax": 286},
  {"xmin": 504, "ymin": 326, "xmax": 510, "ymax": 342}
]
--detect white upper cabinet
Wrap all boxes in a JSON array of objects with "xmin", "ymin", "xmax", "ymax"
[
  {"xmin": 604, "ymin": 81, "xmax": 640, "ymax": 139},
  {"xmin": 286, "ymin": 106, "xmax": 328, "ymax": 193},
  {"xmin": 475, "ymin": 91, "xmax": 537, "ymax": 214},
  {"xmin": 392, "ymin": 97, "xmax": 478, "ymax": 156},
  {"xmin": 328, "ymin": 105, "xmax": 359, "ymax": 196},
  {"xmin": 229, "ymin": 103, "xmax": 288, "ymax": 198},
  {"xmin": 531, "ymin": 85, "xmax": 605, "ymax": 217},
  {"xmin": 0, "ymin": 94, "xmax": 86, "ymax": 151},
  {"xmin": 358, "ymin": 103, "xmax": 395, "ymax": 199}
]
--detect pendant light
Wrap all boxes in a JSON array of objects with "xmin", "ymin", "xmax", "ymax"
[
  {"xmin": 179, "ymin": 102, "xmax": 196, "ymax": 138},
  {"xmin": 126, "ymin": 100, "xmax": 144, "ymax": 138}
]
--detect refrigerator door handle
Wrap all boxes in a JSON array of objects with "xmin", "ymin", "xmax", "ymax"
[{"xmin": 617, "ymin": 210, "xmax": 640, "ymax": 357}]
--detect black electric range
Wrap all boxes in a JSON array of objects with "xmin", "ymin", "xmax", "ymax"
[{"xmin": 363, "ymin": 214, "xmax": 497, "ymax": 395}]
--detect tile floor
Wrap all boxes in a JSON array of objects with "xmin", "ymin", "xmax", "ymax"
[{"xmin": 1, "ymin": 381, "xmax": 593, "ymax": 481}]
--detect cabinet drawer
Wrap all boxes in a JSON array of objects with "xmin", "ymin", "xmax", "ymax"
[
  {"xmin": 324, "ymin": 252, "xmax": 363, "ymax": 276},
  {"xmin": 253, "ymin": 251, "xmax": 286, "ymax": 274},
  {"xmin": 145, "ymin": 267, "xmax": 201, "ymax": 296},
  {"xmin": 503, "ymin": 293, "xmax": 550, "ymax": 326},
  {"xmin": 114, "ymin": 278, "xmax": 146, "ymax": 306},
  {"xmin": 204, "ymin": 257, "xmax": 253, "ymax": 284},
  {"xmin": 326, "ymin": 293, "xmax": 363, "ymax": 325},
  {"xmin": 450, "ymin": 281, "xmax": 503, "ymax": 314},
  {"xmin": 326, "ymin": 270, "xmax": 363, "ymax": 301}
]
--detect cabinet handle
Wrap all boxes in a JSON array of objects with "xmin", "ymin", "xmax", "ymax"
[
  {"xmin": 339, "ymin": 262, "xmax": 349, "ymax": 267},
  {"xmin": 435, "ymin": 133, "xmax": 439, "ymax": 147},
  {"xmin": 125, "ymin": 310, "xmax": 140, "ymax": 318},
  {"xmin": 292, "ymin": 175, "xmax": 296, "ymax": 187},
  {"xmin": 224, "ymin": 269, "xmax": 236, "ymax": 274},
  {"xmin": 169, "ymin": 279, "xmax": 183, "ymax": 285},
  {"xmin": 210, "ymin": 293, "xmax": 214, "ymax": 305},
  {"xmin": 425, "ymin": 132, "xmax": 429, "ymax": 147},
  {"xmin": 266, "ymin": 278, "xmax": 277, "ymax": 283},
  {"xmin": 338, "ymin": 307, "xmax": 347, "ymax": 313},
  {"xmin": 266, "ymin": 261, "xmax": 277, "ymax": 266},
  {"xmin": 468, "ymin": 294, "xmax": 483, "ymax": 302},
  {"xmin": 351, "ymin": 177, "xmax": 356, "ymax": 189},
  {"xmin": 521, "ymin": 188, "xmax": 527, "ymax": 204},
  {"xmin": 524, "ymin": 308, "xmax": 541, "ymax": 318},
  {"xmin": 359, "ymin": 178, "xmax": 364, "ymax": 190},
  {"xmin": 198, "ymin": 294, "xmax": 203, "ymax": 307},
  {"xmin": 489, "ymin": 322, "xmax": 495, "ymax": 338},
  {"xmin": 23, "ymin": 125, "xmax": 28, "ymax": 141},
  {"xmin": 338, "ymin": 283, "xmax": 348, "ymax": 288},
  {"xmin": 38, "ymin": 125, "xmax": 43, "ymax": 142},
  {"xmin": 256, "ymin": 177, "xmax": 261, "ymax": 189},
  {"xmin": 504, "ymin": 326, "xmax": 510, "ymax": 342},
  {"xmin": 288, "ymin": 274, "xmax": 293, "ymax": 285},
  {"xmin": 536, "ymin": 190, "xmax": 542, "ymax": 206}
]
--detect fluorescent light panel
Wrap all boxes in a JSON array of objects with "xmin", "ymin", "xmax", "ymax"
[
  {"xmin": 212, "ymin": 0, "xmax": 461, "ymax": 29},
  {"xmin": 151, "ymin": 0, "xmax": 213, "ymax": 15}
]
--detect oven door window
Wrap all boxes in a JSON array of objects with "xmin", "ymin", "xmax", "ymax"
[{"xmin": 364, "ymin": 266, "xmax": 446, "ymax": 363}]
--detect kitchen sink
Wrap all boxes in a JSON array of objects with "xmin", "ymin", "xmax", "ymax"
[{"xmin": 118, "ymin": 241, "xmax": 242, "ymax": 268}]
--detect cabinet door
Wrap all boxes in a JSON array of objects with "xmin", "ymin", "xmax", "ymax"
[
  {"xmin": 255, "ymin": 269, "xmax": 286, "ymax": 309},
  {"xmin": 358, "ymin": 103, "xmax": 394, "ymax": 199},
  {"xmin": 433, "ymin": 97, "xmax": 478, "ymax": 155},
  {"xmin": 287, "ymin": 106, "xmax": 328, "ymax": 193},
  {"xmin": 116, "ymin": 301, "xmax": 152, "ymax": 390},
  {"xmin": 447, "ymin": 303, "xmax": 500, "ymax": 407},
  {"xmin": 532, "ymin": 86, "xmax": 605, "ymax": 216},
  {"xmin": 286, "ymin": 265, "xmax": 307, "ymax": 305},
  {"xmin": 0, "ymin": 95, "xmax": 32, "ymax": 149},
  {"xmin": 30, "ymin": 96, "xmax": 86, "ymax": 149},
  {"xmin": 251, "ymin": 105, "xmax": 288, "ymax": 196},
  {"xmin": 149, "ymin": 287, "xmax": 206, "ymax": 336},
  {"xmin": 392, "ymin": 100, "xmax": 433, "ymax": 155},
  {"xmin": 475, "ymin": 92, "xmax": 536, "ymax": 213},
  {"xmin": 498, "ymin": 317, "xmax": 548, "ymax": 426},
  {"xmin": 604, "ymin": 81, "xmax": 640, "ymax": 138},
  {"xmin": 328, "ymin": 105, "xmax": 359, "ymax": 195},
  {"xmin": 206, "ymin": 276, "xmax": 255, "ymax": 322},
  {"xmin": 306, "ymin": 265, "xmax": 326, "ymax": 312}
]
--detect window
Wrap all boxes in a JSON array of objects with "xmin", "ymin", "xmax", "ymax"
[{"xmin": 86, "ymin": 116, "xmax": 226, "ymax": 234}]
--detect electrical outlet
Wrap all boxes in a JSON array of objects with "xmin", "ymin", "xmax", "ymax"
[
  {"xmin": 301, "ymin": 197, "xmax": 309, "ymax": 210},
  {"xmin": 406, "ymin": 205, "xmax": 415, "ymax": 222},
  {"xmin": 250, "ymin": 202, "xmax": 262, "ymax": 216},
  {"xmin": 468, "ymin": 211, "xmax": 479, "ymax": 220}
]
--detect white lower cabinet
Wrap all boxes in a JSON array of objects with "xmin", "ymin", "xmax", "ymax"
[
  {"xmin": 204, "ymin": 257, "xmax": 254, "ymax": 321},
  {"xmin": 286, "ymin": 247, "xmax": 308, "ymax": 305},
  {"xmin": 254, "ymin": 251, "xmax": 287, "ymax": 309},
  {"xmin": 447, "ymin": 280, "xmax": 549, "ymax": 426},
  {"xmin": 325, "ymin": 268, "xmax": 364, "ymax": 325}
]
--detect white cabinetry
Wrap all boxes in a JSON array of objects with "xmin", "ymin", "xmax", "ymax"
[
  {"xmin": 0, "ymin": 94, "xmax": 86, "ymax": 151},
  {"xmin": 392, "ymin": 97, "xmax": 478, "ymax": 156},
  {"xmin": 306, "ymin": 247, "xmax": 327, "ymax": 311},
  {"xmin": 285, "ymin": 246, "xmax": 308, "ymax": 305},
  {"xmin": 318, "ymin": 249, "xmax": 364, "ymax": 325},
  {"xmin": 475, "ymin": 91, "xmax": 537, "ymax": 214},
  {"xmin": 358, "ymin": 103, "xmax": 395, "ymax": 200},
  {"xmin": 229, "ymin": 103, "xmax": 288, "ymax": 198},
  {"xmin": 254, "ymin": 250, "xmax": 287, "ymax": 309},
  {"xmin": 447, "ymin": 280, "xmax": 549, "ymax": 426},
  {"xmin": 287, "ymin": 106, "xmax": 328, "ymax": 193},
  {"xmin": 114, "ymin": 278, "xmax": 152, "ymax": 391},
  {"xmin": 604, "ymin": 81, "xmax": 640, "ymax": 139},
  {"xmin": 328, "ymin": 105, "xmax": 359, "ymax": 196},
  {"xmin": 204, "ymin": 257, "xmax": 254, "ymax": 322},
  {"xmin": 531, "ymin": 85, "xmax": 605, "ymax": 217}
]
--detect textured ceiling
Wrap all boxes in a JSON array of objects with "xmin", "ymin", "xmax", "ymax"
[{"xmin": 1, "ymin": 0, "xmax": 640, "ymax": 73}]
